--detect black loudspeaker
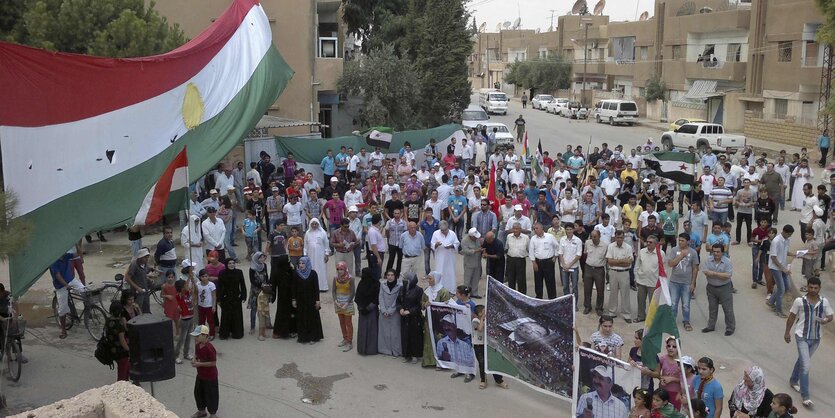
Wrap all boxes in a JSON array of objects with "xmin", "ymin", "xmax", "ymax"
[{"xmin": 127, "ymin": 313, "xmax": 176, "ymax": 382}]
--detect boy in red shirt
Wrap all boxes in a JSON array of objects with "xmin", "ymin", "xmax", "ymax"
[{"xmin": 190, "ymin": 325, "xmax": 219, "ymax": 418}]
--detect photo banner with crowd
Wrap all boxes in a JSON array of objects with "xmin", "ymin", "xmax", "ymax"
[
  {"xmin": 427, "ymin": 302, "xmax": 477, "ymax": 375},
  {"xmin": 484, "ymin": 276, "xmax": 575, "ymax": 399},
  {"xmin": 573, "ymin": 347, "xmax": 641, "ymax": 418}
]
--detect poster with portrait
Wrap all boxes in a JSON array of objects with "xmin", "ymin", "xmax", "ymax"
[
  {"xmin": 427, "ymin": 302, "xmax": 477, "ymax": 375},
  {"xmin": 573, "ymin": 347, "xmax": 642, "ymax": 418},
  {"xmin": 484, "ymin": 276, "xmax": 575, "ymax": 399}
]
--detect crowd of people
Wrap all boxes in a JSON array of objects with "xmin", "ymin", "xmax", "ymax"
[{"xmin": 47, "ymin": 125, "xmax": 835, "ymax": 416}]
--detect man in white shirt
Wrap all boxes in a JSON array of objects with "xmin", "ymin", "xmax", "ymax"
[
  {"xmin": 558, "ymin": 223, "xmax": 583, "ymax": 305},
  {"xmin": 416, "ymin": 166, "xmax": 431, "ymax": 183},
  {"xmin": 600, "ymin": 171, "xmax": 621, "ymax": 199},
  {"xmin": 742, "ymin": 164, "xmax": 761, "ymax": 195},
  {"xmin": 603, "ymin": 196, "xmax": 621, "ymax": 229},
  {"xmin": 559, "ymin": 189, "xmax": 579, "ymax": 227},
  {"xmin": 201, "ymin": 207, "xmax": 227, "ymax": 260},
  {"xmin": 423, "ymin": 189, "xmax": 444, "ymax": 221},
  {"xmin": 508, "ymin": 161, "xmax": 526, "ymax": 189},
  {"xmin": 246, "ymin": 162, "xmax": 261, "ymax": 187},
  {"xmin": 461, "ymin": 138, "xmax": 474, "ymax": 172},
  {"xmin": 594, "ymin": 214, "xmax": 616, "ymax": 244},
  {"xmin": 504, "ymin": 205, "xmax": 532, "ymax": 234},
  {"xmin": 488, "ymin": 148, "xmax": 504, "ymax": 170},
  {"xmin": 369, "ymin": 148, "xmax": 385, "ymax": 172},
  {"xmin": 344, "ymin": 182, "xmax": 363, "ymax": 209},
  {"xmin": 606, "ymin": 230, "xmax": 635, "ymax": 322},
  {"xmin": 402, "ymin": 144, "xmax": 416, "ymax": 167},
  {"xmin": 381, "ymin": 175, "xmax": 401, "ymax": 203},
  {"xmin": 282, "ymin": 194, "xmax": 305, "ymax": 231},
  {"xmin": 505, "ymin": 222, "xmax": 530, "ymax": 294},
  {"xmin": 552, "ymin": 164, "xmax": 571, "ymax": 188},
  {"xmin": 774, "ymin": 156, "xmax": 791, "ymax": 210},
  {"xmin": 626, "ymin": 148, "xmax": 643, "ymax": 171},
  {"xmin": 529, "ymin": 223, "xmax": 559, "ymax": 299},
  {"xmin": 436, "ymin": 175, "xmax": 453, "ymax": 211},
  {"xmin": 348, "ymin": 148, "xmax": 361, "ymax": 182},
  {"xmin": 583, "ymin": 230, "xmax": 608, "ymax": 315},
  {"xmin": 214, "ymin": 166, "xmax": 235, "ymax": 197}
]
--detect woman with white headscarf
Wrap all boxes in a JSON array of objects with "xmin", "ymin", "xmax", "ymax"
[
  {"xmin": 181, "ymin": 215, "xmax": 204, "ymax": 272},
  {"xmin": 421, "ymin": 271, "xmax": 451, "ymax": 368},
  {"xmin": 728, "ymin": 365, "xmax": 771, "ymax": 418},
  {"xmin": 304, "ymin": 218, "xmax": 330, "ymax": 292}
]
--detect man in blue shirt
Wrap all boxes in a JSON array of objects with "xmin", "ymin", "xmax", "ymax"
[
  {"xmin": 447, "ymin": 187, "xmax": 468, "ymax": 238},
  {"xmin": 419, "ymin": 208, "xmax": 440, "ymax": 274},
  {"xmin": 51, "ymin": 252, "xmax": 85, "ymax": 339},
  {"xmin": 320, "ymin": 149, "xmax": 335, "ymax": 178},
  {"xmin": 700, "ymin": 148, "xmax": 718, "ymax": 171},
  {"xmin": 818, "ymin": 129, "xmax": 830, "ymax": 167},
  {"xmin": 335, "ymin": 146, "xmax": 349, "ymax": 178}
]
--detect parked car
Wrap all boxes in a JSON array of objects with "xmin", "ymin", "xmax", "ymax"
[
  {"xmin": 559, "ymin": 101, "xmax": 585, "ymax": 118},
  {"xmin": 660, "ymin": 122, "xmax": 746, "ymax": 153},
  {"xmin": 594, "ymin": 99, "xmax": 639, "ymax": 125},
  {"xmin": 545, "ymin": 98, "xmax": 569, "ymax": 114},
  {"xmin": 669, "ymin": 118, "xmax": 706, "ymax": 131},
  {"xmin": 478, "ymin": 89, "xmax": 508, "ymax": 115},
  {"xmin": 462, "ymin": 104, "xmax": 490, "ymax": 128},
  {"xmin": 531, "ymin": 94, "xmax": 554, "ymax": 110},
  {"xmin": 481, "ymin": 122, "xmax": 515, "ymax": 149}
]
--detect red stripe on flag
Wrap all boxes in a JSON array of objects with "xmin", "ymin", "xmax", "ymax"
[
  {"xmin": 655, "ymin": 247, "xmax": 666, "ymax": 290},
  {"xmin": 487, "ymin": 162, "xmax": 499, "ymax": 217},
  {"xmin": 0, "ymin": 0, "xmax": 260, "ymax": 127},
  {"xmin": 145, "ymin": 149, "xmax": 189, "ymax": 225}
]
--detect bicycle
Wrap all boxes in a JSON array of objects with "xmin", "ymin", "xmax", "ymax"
[
  {"xmin": 51, "ymin": 285, "xmax": 108, "ymax": 342},
  {"xmin": 99, "ymin": 272, "xmax": 164, "ymax": 310},
  {"xmin": 1, "ymin": 310, "xmax": 24, "ymax": 382}
]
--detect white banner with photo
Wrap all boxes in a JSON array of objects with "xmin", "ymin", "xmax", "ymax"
[{"xmin": 427, "ymin": 302, "xmax": 477, "ymax": 375}]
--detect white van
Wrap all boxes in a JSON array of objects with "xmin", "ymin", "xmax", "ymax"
[
  {"xmin": 462, "ymin": 104, "xmax": 489, "ymax": 129},
  {"xmin": 594, "ymin": 99, "xmax": 639, "ymax": 126},
  {"xmin": 478, "ymin": 88, "xmax": 508, "ymax": 115}
]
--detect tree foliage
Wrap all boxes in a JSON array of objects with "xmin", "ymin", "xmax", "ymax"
[
  {"xmin": 1, "ymin": 0, "xmax": 186, "ymax": 57},
  {"xmin": 645, "ymin": 74, "xmax": 667, "ymax": 102},
  {"xmin": 338, "ymin": 45, "xmax": 421, "ymax": 130},
  {"xmin": 340, "ymin": 0, "xmax": 472, "ymax": 129},
  {"xmin": 816, "ymin": 0, "xmax": 835, "ymax": 121},
  {"xmin": 504, "ymin": 58, "xmax": 572, "ymax": 93},
  {"xmin": 0, "ymin": 192, "xmax": 32, "ymax": 261}
]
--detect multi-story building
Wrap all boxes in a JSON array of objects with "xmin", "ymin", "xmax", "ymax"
[
  {"xmin": 153, "ymin": 0, "xmax": 353, "ymax": 139},
  {"xmin": 469, "ymin": 0, "xmax": 825, "ymax": 145}
]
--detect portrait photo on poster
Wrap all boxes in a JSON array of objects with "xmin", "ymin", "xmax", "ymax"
[
  {"xmin": 483, "ymin": 276, "xmax": 575, "ymax": 400},
  {"xmin": 573, "ymin": 346, "xmax": 642, "ymax": 418},
  {"xmin": 427, "ymin": 302, "xmax": 477, "ymax": 375}
]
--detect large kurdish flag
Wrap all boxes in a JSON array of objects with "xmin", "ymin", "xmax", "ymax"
[
  {"xmin": 640, "ymin": 249, "xmax": 681, "ymax": 370},
  {"xmin": 0, "ymin": 0, "xmax": 293, "ymax": 296}
]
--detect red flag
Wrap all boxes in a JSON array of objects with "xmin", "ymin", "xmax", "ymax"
[
  {"xmin": 487, "ymin": 161, "xmax": 499, "ymax": 217},
  {"xmin": 134, "ymin": 148, "xmax": 189, "ymax": 226}
]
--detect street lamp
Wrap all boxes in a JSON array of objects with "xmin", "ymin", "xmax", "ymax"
[{"xmin": 580, "ymin": 18, "xmax": 593, "ymax": 108}]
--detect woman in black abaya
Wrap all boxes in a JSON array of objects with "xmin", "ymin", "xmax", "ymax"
[
  {"xmin": 272, "ymin": 254, "xmax": 297, "ymax": 339},
  {"xmin": 217, "ymin": 259, "xmax": 247, "ymax": 339},
  {"xmin": 292, "ymin": 256, "xmax": 324, "ymax": 344},
  {"xmin": 399, "ymin": 272, "xmax": 424, "ymax": 363},
  {"xmin": 355, "ymin": 267, "xmax": 380, "ymax": 355}
]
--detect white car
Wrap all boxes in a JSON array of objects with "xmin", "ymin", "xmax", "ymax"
[
  {"xmin": 462, "ymin": 105, "xmax": 489, "ymax": 129},
  {"xmin": 482, "ymin": 122, "xmax": 515, "ymax": 148},
  {"xmin": 545, "ymin": 98, "xmax": 569, "ymax": 114},
  {"xmin": 531, "ymin": 94, "xmax": 554, "ymax": 110},
  {"xmin": 594, "ymin": 99, "xmax": 639, "ymax": 125},
  {"xmin": 660, "ymin": 123, "xmax": 746, "ymax": 153}
]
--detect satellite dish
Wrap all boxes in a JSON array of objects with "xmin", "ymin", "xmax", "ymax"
[
  {"xmin": 479, "ymin": 22, "xmax": 487, "ymax": 33},
  {"xmin": 503, "ymin": 21, "xmax": 512, "ymax": 29},
  {"xmin": 639, "ymin": 11, "xmax": 649, "ymax": 21},
  {"xmin": 593, "ymin": 0, "xmax": 606, "ymax": 16},
  {"xmin": 699, "ymin": 6, "xmax": 713, "ymax": 13},
  {"xmin": 512, "ymin": 17, "xmax": 521, "ymax": 29},
  {"xmin": 495, "ymin": 22, "xmax": 502, "ymax": 32},
  {"xmin": 571, "ymin": 0, "xmax": 587, "ymax": 15},
  {"xmin": 535, "ymin": 27, "xmax": 541, "ymax": 33}
]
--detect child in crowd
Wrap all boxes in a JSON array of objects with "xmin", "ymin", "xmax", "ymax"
[
  {"xmin": 628, "ymin": 328, "xmax": 653, "ymax": 391},
  {"xmin": 174, "ymin": 279, "xmax": 194, "ymax": 364},
  {"xmin": 287, "ymin": 226, "xmax": 304, "ymax": 267},
  {"xmin": 191, "ymin": 325, "xmax": 219, "ymax": 418},
  {"xmin": 472, "ymin": 305, "xmax": 508, "ymax": 390},
  {"xmin": 241, "ymin": 210, "xmax": 261, "ymax": 259},
  {"xmin": 453, "ymin": 285, "xmax": 476, "ymax": 314},
  {"xmin": 750, "ymin": 218, "xmax": 770, "ymax": 289},
  {"xmin": 762, "ymin": 228, "xmax": 777, "ymax": 299},
  {"xmin": 800, "ymin": 229, "xmax": 820, "ymax": 292},
  {"xmin": 257, "ymin": 283, "xmax": 272, "ymax": 341},
  {"xmin": 161, "ymin": 270, "xmax": 179, "ymax": 337},
  {"xmin": 195, "ymin": 269, "xmax": 217, "ymax": 340}
]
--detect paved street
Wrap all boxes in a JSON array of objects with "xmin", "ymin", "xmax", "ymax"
[{"xmin": 6, "ymin": 99, "xmax": 832, "ymax": 417}]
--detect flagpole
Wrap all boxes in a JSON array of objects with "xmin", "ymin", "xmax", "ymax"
[{"xmin": 675, "ymin": 337, "xmax": 695, "ymax": 418}]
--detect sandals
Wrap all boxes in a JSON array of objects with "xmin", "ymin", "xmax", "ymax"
[
  {"xmin": 58, "ymin": 332, "xmax": 68, "ymax": 340},
  {"xmin": 684, "ymin": 323, "xmax": 693, "ymax": 332},
  {"xmin": 479, "ymin": 382, "xmax": 487, "ymax": 389},
  {"xmin": 190, "ymin": 412, "xmax": 208, "ymax": 418},
  {"xmin": 498, "ymin": 382, "xmax": 509, "ymax": 389}
]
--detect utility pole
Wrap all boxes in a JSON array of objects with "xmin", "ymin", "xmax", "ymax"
[
  {"xmin": 486, "ymin": 33, "xmax": 490, "ymax": 89},
  {"xmin": 581, "ymin": 18, "xmax": 592, "ymax": 107}
]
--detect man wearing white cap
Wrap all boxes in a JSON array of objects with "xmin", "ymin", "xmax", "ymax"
[
  {"xmin": 529, "ymin": 223, "xmax": 558, "ymax": 299},
  {"xmin": 462, "ymin": 228, "xmax": 484, "ymax": 298},
  {"xmin": 436, "ymin": 314, "xmax": 475, "ymax": 369},
  {"xmin": 200, "ymin": 189, "xmax": 221, "ymax": 212},
  {"xmin": 575, "ymin": 365, "xmax": 628, "ymax": 418},
  {"xmin": 125, "ymin": 247, "xmax": 153, "ymax": 313},
  {"xmin": 504, "ymin": 204, "xmax": 532, "ymax": 235}
]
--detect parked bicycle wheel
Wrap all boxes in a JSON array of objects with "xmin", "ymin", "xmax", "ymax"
[
  {"xmin": 152, "ymin": 289, "xmax": 164, "ymax": 306},
  {"xmin": 84, "ymin": 305, "xmax": 108, "ymax": 342},
  {"xmin": 5, "ymin": 339, "xmax": 21, "ymax": 382},
  {"xmin": 99, "ymin": 285, "xmax": 122, "ymax": 310},
  {"xmin": 51, "ymin": 296, "xmax": 75, "ymax": 331}
]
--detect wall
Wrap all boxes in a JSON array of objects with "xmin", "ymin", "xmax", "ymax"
[{"xmin": 743, "ymin": 111, "xmax": 817, "ymax": 147}]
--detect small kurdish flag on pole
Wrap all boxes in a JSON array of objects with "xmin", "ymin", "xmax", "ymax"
[
  {"xmin": 640, "ymin": 248, "xmax": 681, "ymax": 370},
  {"xmin": 134, "ymin": 147, "xmax": 189, "ymax": 226},
  {"xmin": 522, "ymin": 130, "xmax": 529, "ymax": 157}
]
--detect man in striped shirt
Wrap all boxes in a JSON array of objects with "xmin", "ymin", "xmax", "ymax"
[
  {"xmin": 784, "ymin": 277, "xmax": 834, "ymax": 407},
  {"xmin": 707, "ymin": 177, "xmax": 733, "ymax": 226}
]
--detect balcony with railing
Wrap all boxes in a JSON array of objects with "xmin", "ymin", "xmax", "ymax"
[
  {"xmin": 684, "ymin": 59, "xmax": 746, "ymax": 81},
  {"xmin": 316, "ymin": 36, "xmax": 343, "ymax": 91}
]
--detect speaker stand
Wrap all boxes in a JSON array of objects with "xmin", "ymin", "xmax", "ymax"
[{"xmin": 150, "ymin": 381, "xmax": 156, "ymax": 397}]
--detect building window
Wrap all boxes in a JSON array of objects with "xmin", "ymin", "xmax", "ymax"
[
  {"xmin": 486, "ymin": 48, "xmax": 499, "ymax": 61},
  {"xmin": 613, "ymin": 37, "xmax": 636, "ymax": 63},
  {"xmin": 539, "ymin": 48, "xmax": 548, "ymax": 59},
  {"xmin": 778, "ymin": 41, "xmax": 793, "ymax": 62},
  {"xmin": 509, "ymin": 49, "xmax": 526, "ymax": 62},
  {"xmin": 672, "ymin": 45, "xmax": 683, "ymax": 60},
  {"xmin": 774, "ymin": 98, "xmax": 788, "ymax": 118},
  {"xmin": 318, "ymin": 37, "xmax": 338, "ymax": 58},
  {"xmin": 640, "ymin": 46, "xmax": 649, "ymax": 61},
  {"xmin": 804, "ymin": 41, "xmax": 820, "ymax": 66},
  {"xmin": 726, "ymin": 43, "xmax": 741, "ymax": 62}
]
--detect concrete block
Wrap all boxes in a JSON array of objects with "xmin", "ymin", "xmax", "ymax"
[{"xmin": 9, "ymin": 382, "xmax": 175, "ymax": 418}]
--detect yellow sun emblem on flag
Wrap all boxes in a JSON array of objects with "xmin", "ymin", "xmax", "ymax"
[{"xmin": 182, "ymin": 82, "xmax": 205, "ymax": 130}]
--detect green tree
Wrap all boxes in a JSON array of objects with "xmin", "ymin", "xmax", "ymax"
[
  {"xmin": 338, "ymin": 45, "xmax": 422, "ymax": 130},
  {"xmin": 342, "ymin": 0, "xmax": 410, "ymax": 54},
  {"xmin": 505, "ymin": 58, "xmax": 572, "ymax": 93},
  {"xmin": 1, "ymin": 0, "xmax": 186, "ymax": 57},
  {"xmin": 413, "ymin": 0, "xmax": 472, "ymax": 126},
  {"xmin": 0, "ymin": 192, "xmax": 32, "ymax": 262},
  {"xmin": 816, "ymin": 0, "xmax": 835, "ymax": 120},
  {"xmin": 645, "ymin": 73, "xmax": 667, "ymax": 102}
]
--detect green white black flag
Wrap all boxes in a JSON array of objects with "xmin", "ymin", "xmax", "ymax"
[{"xmin": 643, "ymin": 152, "xmax": 696, "ymax": 185}]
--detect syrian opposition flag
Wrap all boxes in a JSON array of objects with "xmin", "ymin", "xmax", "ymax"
[
  {"xmin": 366, "ymin": 127, "xmax": 394, "ymax": 149},
  {"xmin": 641, "ymin": 248, "xmax": 681, "ymax": 370},
  {"xmin": 643, "ymin": 152, "xmax": 696, "ymax": 185},
  {"xmin": 134, "ymin": 148, "xmax": 189, "ymax": 226},
  {"xmin": 531, "ymin": 139, "xmax": 544, "ymax": 178},
  {"xmin": 0, "ymin": 0, "xmax": 293, "ymax": 297}
]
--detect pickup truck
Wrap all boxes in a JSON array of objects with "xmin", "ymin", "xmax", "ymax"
[{"xmin": 660, "ymin": 122, "xmax": 746, "ymax": 154}]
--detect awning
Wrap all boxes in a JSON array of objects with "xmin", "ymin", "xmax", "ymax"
[
  {"xmin": 685, "ymin": 80, "xmax": 722, "ymax": 100},
  {"xmin": 256, "ymin": 115, "xmax": 323, "ymax": 129}
]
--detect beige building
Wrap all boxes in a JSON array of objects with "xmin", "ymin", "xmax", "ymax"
[
  {"xmin": 152, "ymin": 0, "xmax": 353, "ymax": 139},
  {"xmin": 469, "ymin": 0, "xmax": 825, "ymax": 144}
]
